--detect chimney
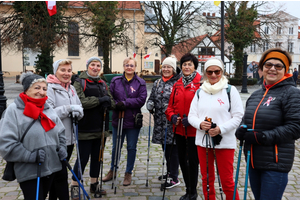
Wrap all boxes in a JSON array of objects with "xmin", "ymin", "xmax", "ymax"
[
  {"xmin": 212, "ymin": 13, "xmax": 215, "ymax": 17},
  {"xmin": 203, "ymin": 12, "xmax": 206, "ymax": 16},
  {"xmin": 207, "ymin": 12, "xmax": 210, "ymax": 16}
]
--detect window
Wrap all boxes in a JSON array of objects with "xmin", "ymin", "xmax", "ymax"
[
  {"xmin": 275, "ymin": 42, "xmax": 281, "ymax": 48},
  {"xmin": 263, "ymin": 42, "xmax": 269, "ymax": 51},
  {"xmin": 264, "ymin": 26, "xmax": 269, "ymax": 34},
  {"xmin": 250, "ymin": 43, "xmax": 256, "ymax": 52},
  {"xmin": 289, "ymin": 27, "xmax": 294, "ymax": 35},
  {"xmin": 207, "ymin": 18, "xmax": 212, "ymax": 26},
  {"xmin": 277, "ymin": 27, "xmax": 282, "ymax": 35},
  {"xmin": 68, "ymin": 22, "xmax": 79, "ymax": 56},
  {"xmin": 199, "ymin": 47, "xmax": 215, "ymax": 56},
  {"xmin": 98, "ymin": 44, "xmax": 103, "ymax": 57},
  {"xmin": 288, "ymin": 42, "xmax": 293, "ymax": 53}
]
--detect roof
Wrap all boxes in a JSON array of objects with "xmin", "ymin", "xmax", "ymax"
[{"xmin": 68, "ymin": 1, "xmax": 142, "ymax": 10}]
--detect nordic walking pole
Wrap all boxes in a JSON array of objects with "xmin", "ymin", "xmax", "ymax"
[
  {"xmin": 205, "ymin": 130, "xmax": 210, "ymax": 200},
  {"xmin": 36, "ymin": 151, "xmax": 41, "ymax": 200},
  {"xmin": 146, "ymin": 112, "xmax": 152, "ymax": 187},
  {"xmin": 233, "ymin": 139, "xmax": 243, "ymax": 200},
  {"xmin": 162, "ymin": 113, "xmax": 179, "ymax": 199},
  {"xmin": 160, "ymin": 117, "xmax": 168, "ymax": 191},
  {"xmin": 112, "ymin": 111, "xmax": 122, "ymax": 189},
  {"xmin": 72, "ymin": 115, "xmax": 85, "ymax": 200},
  {"xmin": 183, "ymin": 114, "xmax": 192, "ymax": 198},
  {"xmin": 64, "ymin": 159, "xmax": 91, "ymax": 200},
  {"xmin": 95, "ymin": 108, "xmax": 107, "ymax": 198},
  {"xmin": 114, "ymin": 110, "xmax": 124, "ymax": 194}
]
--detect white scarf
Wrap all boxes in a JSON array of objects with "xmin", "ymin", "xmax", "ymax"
[{"xmin": 201, "ymin": 76, "xmax": 228, "ymax": 95}]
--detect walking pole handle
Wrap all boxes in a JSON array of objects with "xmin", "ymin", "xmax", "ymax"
[{"xmin": 121, "ymin": 110, "xmax": 125, "ymax": 118}]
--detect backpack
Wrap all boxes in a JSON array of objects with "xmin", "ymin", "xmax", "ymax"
[{"xmin": 196, "ymin": 84, "xmax": 232, "ymax": 112}]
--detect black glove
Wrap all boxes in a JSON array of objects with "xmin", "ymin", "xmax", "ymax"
[
  {"xmin": 235, "ymin": 127, "xmax": 247, "ymax": 141},
  {"xmin": 171, "ymin": 115, "xmax": 178, "ymax": 125},
  {"xmin": 212, "ymin": 134, "xmax": 223, "ymax": 146},
  {"xmin": 28, "ymin": 149, "xmax": 45, "ymax": 163},
  {"xmin": 57, "ymin": 147, "xmax": 68, "ymax": 161},
  {"xmin": 102, "ymin": 101, "xmax": 111, "ymax": 108},
  {"xmin": 99, "ymin": 96, "xmax": 110, "ymax": 105},
  {"xmin": 244, "ymin": 132, "xmax": 264, "ymax": 145},
  {"xmin": 116, "ymin": 101, "xmax": 126, "ymax": 111},
  {"xmin": 182, "ymin": 116, "xmax": 190, "ymax": 127}
]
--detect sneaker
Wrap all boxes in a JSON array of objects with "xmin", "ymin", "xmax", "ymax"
[
  {"xmin": 158, "ymin": 174, "xmax": 167, "ymax": 181},
  {"xmin": 164, "ymin": 178, "xmax": 180, "ymax": 189},
  {"xmin": 123, "ymin": 172, "xmax": 132, "ymax": 186},
  {"xmin": 102, "ymin": 170, "xmax": 116, "ymax": 182},
  {"xmin": 90, "ymin": 182, "xmax": 106, "ymax": 195},
  {"xmin": 71, "ymin": 185, "xmax": 79, "ymax": 200}
]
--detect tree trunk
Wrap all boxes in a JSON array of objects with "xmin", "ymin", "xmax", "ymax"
[
  {"xmin": 102, "ymin": 38, "xmax": 111, "ymax": 74},
  {"xmin": 233, "ymin": 47, "xmax": 244, "ymax": 79}
]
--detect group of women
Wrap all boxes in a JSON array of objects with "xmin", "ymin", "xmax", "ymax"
[{"xmin": 0, "ymin": 47, "xmax": 299, "ymax": 200}]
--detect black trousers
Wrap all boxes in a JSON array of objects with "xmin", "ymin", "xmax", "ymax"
[
  {"xmin": 49, "ymin": 145, "xmax": 74, "ymax": 200},
  {"xmin": 176, "ymin": 134, "xmax": 199, "ymax": 195},
  {"xmin": 20, "ymin": 174, "xmax": 54, "ymax": 200},
  {"xmin": 161, "ymin": 143, "xmax": 179, "ymax": 181},
  {"xmin": 72, "ymin": 138, "xmax": 106, "ymax": 181}
]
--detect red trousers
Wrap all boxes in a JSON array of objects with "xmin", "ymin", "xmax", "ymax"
[{"xmin": 197, "ymin": 146, "xmax": 239, "ymax": 200}]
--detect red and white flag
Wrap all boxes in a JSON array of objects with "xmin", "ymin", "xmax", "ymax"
[
  {"xmin": 133, "ymin": 52, "xmax": 137, "ymax": 59},
  {"xmin": 144, "ymin": 52, "xmax": 151, "ymax": 59},
  {"xmin": 46, "ymin": 1, "xmax": 57, "ymax": 16}
]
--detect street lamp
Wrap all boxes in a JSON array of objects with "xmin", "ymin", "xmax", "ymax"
[
  {"xmin": 241, "ymin": 52, "xmax": 248, "ymax": 93},
  {"xmin": 0, "ymin": 27, "xmax": 7, "ymax": 117},
  {"xmin": 228, "ymin": 45, "xmax": 232, "ymax": 78},
  {"xmin": 135, "ymin": 46, "xmax": 148, "ymax": 72}
]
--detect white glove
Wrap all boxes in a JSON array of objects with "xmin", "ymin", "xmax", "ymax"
[
  {"xmin": 72, "ymin": 111, "xmax": 80, "ymax": 119},
  {"xmin": 70, "ymin": 105, "xmax": 83, "ymax": 113}
]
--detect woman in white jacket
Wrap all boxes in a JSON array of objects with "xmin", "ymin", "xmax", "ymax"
[
  {"xmin": 188, "ymin": 58, "xmax": 243, "ymax": 200},
  {"xmin": 46, "ymin": 59, "xmax": 83, "ymax": 200}
]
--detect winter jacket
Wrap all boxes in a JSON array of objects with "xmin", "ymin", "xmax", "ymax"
[
  {"xmin": 242, "ymin": 75, "xmax": 300, "ymax": 173},
  {"xmin": 74, "ymin": 71, "xmax": 115, "ymax": 140},
  {"xmin": 0, "ymin": 96, "xmax": 66, "ymax": 183},
  {"xmin": 47, "ymin": 83, "xmax": 83, "ymax": 146},
  {"xmin": 110, "ymin": 73, "xmax": 147, "ymax": 129},
  {"xmin": 165, "ymin": 72, "xmax": 202, "ymax": 137},
  {"xmin": 189, "ymin": 84, "xmax": 243, "ymax": 149},
  {"xmin": 147, "ymin": 67, "xmax": 181, "ymax": 145}
]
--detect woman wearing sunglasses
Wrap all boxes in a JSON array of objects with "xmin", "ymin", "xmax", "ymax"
[
  {"xmin": 235, "ymin": 48, "xmax": 300, "ymax": 199},
  {"xmin": 188, "ymin": 57, "xmax": 243, "ymax": 200}
]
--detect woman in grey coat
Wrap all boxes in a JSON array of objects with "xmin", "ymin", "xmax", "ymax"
[
  {"xmin": 146, "ymin": 55, "xmax": 181, "ymax": 188},
  {"xmin": 46, "ymin": 59, "xmax": 83, "ymax": 200},
  {"xmin": 0, "ymin": 72, "xmax": 67, "ymax": 200}
]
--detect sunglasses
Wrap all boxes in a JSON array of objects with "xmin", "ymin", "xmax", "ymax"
[
  {"xmin": 206, "ymin": 70, "xmax": 221, "ymax": 75},
  {"xmin": 264, "ymin": 62, "xmax": 284, "ymax": 70},
  {"xmin": 125, "ymin": 64, "xmax": 135, "ymax": 68}
]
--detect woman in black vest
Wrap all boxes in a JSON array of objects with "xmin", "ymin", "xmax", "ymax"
[{"xmin": 70, "ymin": 57, "xmax": 115, "ymax": 200}]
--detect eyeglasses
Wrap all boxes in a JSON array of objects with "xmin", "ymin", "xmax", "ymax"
[
  {"xmin": 206, "ymin": 70, "xmax": 221, "ymax": 75},
  {"xmin": 125, "ymin": 64, "xmax": 135, "ymax": 68},
  {"xmin": 264, "ymin": 62, "xmax": 284, "ymax": 70}
]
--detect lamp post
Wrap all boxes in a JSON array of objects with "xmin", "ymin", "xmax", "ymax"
[
  {"xmin": 228, "ymin": 45, "xmax": 232, "ymax": 78},
  {"xmin": 241, "ymin": 52, "xmax": 248, "ymax": 93},
  {"xmin": 135, "ymin": 46, "xmax": 148, "ymax": 72},
  {"xmin": 0, "ymin": 28, "xmax": 7, "ymax": 117}
]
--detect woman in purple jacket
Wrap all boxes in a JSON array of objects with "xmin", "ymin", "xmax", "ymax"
[{"xmin": 103, "ymin": 57, "xmax": 147, "ymax": 186}]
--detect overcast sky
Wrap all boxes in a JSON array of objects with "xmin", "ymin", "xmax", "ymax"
[{"xmin": 279, "ymin": 1, "xmax": 300, "ymax": 22}]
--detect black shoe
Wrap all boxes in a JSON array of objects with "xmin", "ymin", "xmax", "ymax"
[
  {"xmin": 158, "ymin": 174, "xmax": 167, "ymax": 181},
  {"xmin": 164, "ymin": 178, "xmax": 180, "ymax": 189},
  {"xmin": 70, "ymin": 185, "xmax": 79, "ymax": 200},
  {"xmin": 179, "ymin": 193, "xmax": 188, "ymax": 200},
  {"xmin": 189, "ymin": 193, "xmax": 198, "ymax": 200},
  {"xmin": 90, "ymin": 182, "xmax": 106, "ymax": 195}
]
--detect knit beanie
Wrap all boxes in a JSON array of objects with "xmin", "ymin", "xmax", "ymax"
[
  {"xmin": 52, "ymin": 59, "xmax": 73, "ymax": 74},
  {"xmin": 86, "ymin": 57, "xmax": 103, "ymax": 69},
  {"xmin": 162, "ymin": 55, "xmax": 177, "ymax": 71},
  {"xmin": 20, "ymin": 72, "xmax": 47, "ymax": 92},
  {"xmin": 204, "ymin": 57, "xmax": 224, "ymax": 71}
]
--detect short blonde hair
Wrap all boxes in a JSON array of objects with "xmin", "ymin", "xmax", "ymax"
[
  {"xmin": 123, "ymin": 57, "xmax": 137, "ymax": 67},
  {"xmin": 59, "ymin": 59, "xmax": 72, "ymax": 66}
]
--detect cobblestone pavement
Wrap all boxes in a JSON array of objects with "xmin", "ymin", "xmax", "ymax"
[{"xmin": 0, "ymin": 77, "xmax": 300, "ymax": 199}]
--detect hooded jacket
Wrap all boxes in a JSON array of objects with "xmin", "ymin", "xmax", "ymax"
[
  {"xmin": 165, "ymin": 72, "xmax": 202, "ymax": 137},
  {"xmin": 47, "ymin": 82, "xmax": 83, "ymax": 146},
  {"xmin": 74, "ymin": 71, "xmax": 115, "ymax": 140},
  {"xmin": 0, "ymin": 96, "xmax": 66, "ymax": 183},
  {"xmin": 147, "ymin": 67, "xmax": 181, "ymax": 145},
  {"xmin": 110, "ymin": 73, "xmax": 147, "ymax": 129},
  {"xmin": 242, "ymin": 75, "xmax": 300, "ymax": 172}
]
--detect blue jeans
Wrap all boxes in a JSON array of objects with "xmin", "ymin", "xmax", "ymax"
[
  {"xmin": 249, "ymin": 167, "xmax": 288, "ymax": 200},
  {"xmin": 110, "ymin": 126, "xmax": 140, "ymax": 174}
]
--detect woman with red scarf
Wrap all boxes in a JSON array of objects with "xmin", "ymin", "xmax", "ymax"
[{"xmin": 0, "ymin": 72, "xmax": 67, "ymax": 200}]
